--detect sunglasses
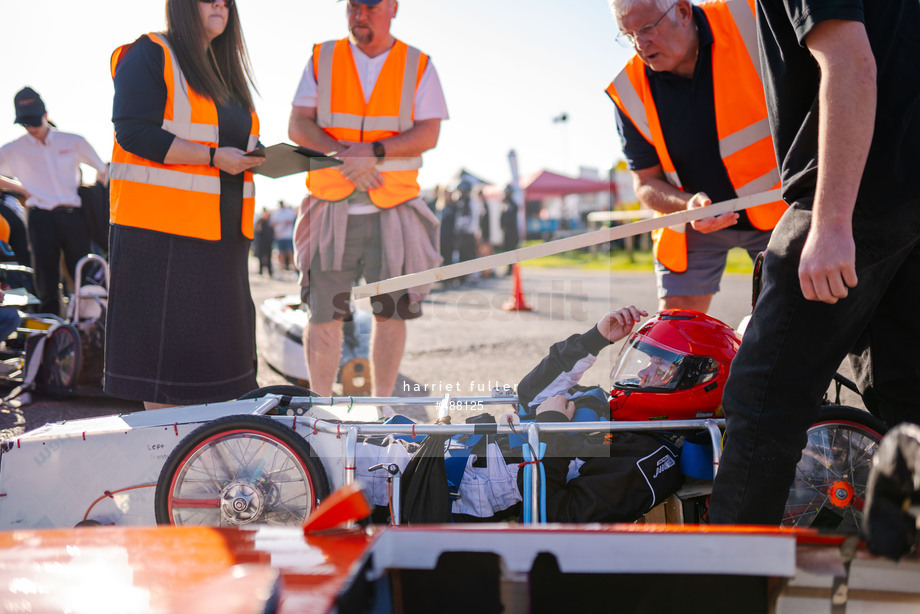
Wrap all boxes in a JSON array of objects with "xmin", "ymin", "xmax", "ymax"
[
  {"xmin": 198, "ymin": 0, "xmax": 234, "ymax": 7},
  {"xmin": 17, "ymin": 117, "xmax": 43, "ymax": 128}
]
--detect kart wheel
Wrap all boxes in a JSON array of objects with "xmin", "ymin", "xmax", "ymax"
[
  {"xmin": 155, "ymin": 415, "xmax": 329, "ymax": 527},
  {"xmin": 782, "ymin": 406, "xmax": 886, "ymax": 534},
  {"xmin": 39, "ymin": 324, "xmax": 82, "ymax": 397}
]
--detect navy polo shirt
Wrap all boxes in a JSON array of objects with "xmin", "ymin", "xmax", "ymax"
[{"xmin": 613, "ymin": 6, "xmax": 754, "ymax": 230}]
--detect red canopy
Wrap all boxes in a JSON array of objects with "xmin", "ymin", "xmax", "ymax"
[{"xmin": 482, "ymin": 170, "xmax": 615, "ymax": 200}]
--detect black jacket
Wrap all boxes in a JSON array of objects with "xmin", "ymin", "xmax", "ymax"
[{"xmin": 517, "ymin": 325, "xmax": 683, "ymax": 523}]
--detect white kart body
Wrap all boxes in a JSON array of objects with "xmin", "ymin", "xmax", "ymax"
[
  {"xmin": 0, "ymin": 399, "xmax": 380, "ymax": 529},
  {"xmin": 258, "ymin": 295, "xmax": 311, "ymax": 384},
  {"xmin": 258, "ymin": 295, "xmax": 372, "ymax": 386}
]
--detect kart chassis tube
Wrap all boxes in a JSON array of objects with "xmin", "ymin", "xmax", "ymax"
[{"xmin": 254, "ymin": 393, "xmax": 723, "ymax": 525}]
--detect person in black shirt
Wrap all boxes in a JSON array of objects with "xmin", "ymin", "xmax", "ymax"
[
  {"xmin": 710, "ymin": 0, "xmax": 920, "ymax": 525},
  {"xmin": 499, "ymin": 185, "xmax": 519, "ymax": 275}
]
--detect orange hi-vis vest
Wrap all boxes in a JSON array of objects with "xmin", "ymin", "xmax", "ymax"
[
  {"xmin": 307, "ymin": 38, "xmax": 427, "ymax": 208},
  {"xmin": 606, "ymin": 0, "xmax": 786, "ymax": 273},
  {"xmin": 109, "ymin": 32, "xmax": 260, "ymax": 241}
]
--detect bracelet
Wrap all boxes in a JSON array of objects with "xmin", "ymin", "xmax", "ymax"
[{"xmin": 208, "ymin": 146, "xmax": 216, "ymax": 168}]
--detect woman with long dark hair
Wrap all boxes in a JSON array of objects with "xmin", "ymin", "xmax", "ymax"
[{"xmin": 106, "ymin": 0, "xmax": 262, "ymax": 408}]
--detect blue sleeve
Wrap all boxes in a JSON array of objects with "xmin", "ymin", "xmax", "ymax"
[
  {"xmin": 112, "ymin": 36, "xmax": 176, "ymax": 163},
  {"xmin": 614, "ymin": 104, "xmax": 661, "ymax": 171}
]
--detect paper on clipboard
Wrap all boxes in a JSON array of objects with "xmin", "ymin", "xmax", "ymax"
[{"xmin": 248, "ymin": 144, "xmax": 342, "ymax": 178}]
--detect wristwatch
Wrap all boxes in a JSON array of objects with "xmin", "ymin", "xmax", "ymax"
[{"xmin": 373, "ymin": 141, "xmax": 386, "ymax": 162}]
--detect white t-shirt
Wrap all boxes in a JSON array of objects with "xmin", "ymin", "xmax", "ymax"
[
  {"xmin": 0, "ymin": 129, "xmax": 107, "ymax": 210},
  {"xmin": 270, "ymin": 207, "xmax": 297, "ymax": 241},
  {"xmin": 292, "ymin": 41, "xmax": 449, "ymax": 121}
]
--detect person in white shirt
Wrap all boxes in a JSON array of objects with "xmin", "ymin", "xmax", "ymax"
[
  {"xmin": 289, "ymin": 0, "xmax": 447, "ymax": 397},
  {"xmin": 0, "ymin": 87, "xmax": 108, "ymax": 315},
  {"xmin": 269, "ymin": 200, "xmax": 296, "ymax": 271}
]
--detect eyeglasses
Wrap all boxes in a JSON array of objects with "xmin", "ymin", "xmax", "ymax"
[
  {"xmin": 198, "ymin": 0, "xmax": 234, "ymax": 8},
  {"xmin": 616, "ymin": 2, "xmax": 678, "ymax": 48}
]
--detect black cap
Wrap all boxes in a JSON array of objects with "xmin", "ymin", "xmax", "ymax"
[{"xmin": 14, "ymin": 87, "xmax": 45, "ymax": 126}]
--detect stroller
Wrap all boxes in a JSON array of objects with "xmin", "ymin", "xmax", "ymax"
[{"xmin": 0, "ymin": 254, "xmax": 108, "ymax": 402}]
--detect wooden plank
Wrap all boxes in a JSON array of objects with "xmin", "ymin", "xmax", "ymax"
[{"xmin": 353, "ymin": 189, "xmax": 782, "ymax": 299}]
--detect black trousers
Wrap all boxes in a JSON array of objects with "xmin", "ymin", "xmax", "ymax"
[
  {"xmin": 27, "ymin": 207, "xmax": 91, "ymax": 316},
  {"xmin": 709, "ymin": 200, "xmax": 920, "ymax": 525}
]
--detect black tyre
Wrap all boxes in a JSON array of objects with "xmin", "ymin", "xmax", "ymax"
[
  {"xmin": 39, "ymin": 324, "xmax": 82, "ymax": 397},
  {"xmin": 154, "ymin": 415, "xmax": 330, "ymax": 526},
  {"xmin": 783, "ymin": 405, "xmax": 886, "ymax": 534}
]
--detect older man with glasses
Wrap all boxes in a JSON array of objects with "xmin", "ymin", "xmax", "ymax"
[{"xmin": 606, "ymin": 0, "xmax": 786, "ymax": 314}]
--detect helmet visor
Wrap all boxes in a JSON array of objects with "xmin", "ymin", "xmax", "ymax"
[
  {"xmin": 612, "ymin": 334, "xmax": 720, "ymax": 393},
  {"xmin": 611, "ymin": 335, "xmax": 686, "ymax": 392}
]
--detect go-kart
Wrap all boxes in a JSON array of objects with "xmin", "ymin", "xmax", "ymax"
[
  {"xmin": 0, "ymin": 387, "xmax": 724, "ymax": 529},
  {"xmin": 0, "ymin": 377, "xmax": 881, "ymax": 534}
]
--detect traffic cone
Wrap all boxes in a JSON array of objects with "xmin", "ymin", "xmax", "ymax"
[{"xmin": 503, "ymin": 263, "xmax": 532, "ymax": 311}]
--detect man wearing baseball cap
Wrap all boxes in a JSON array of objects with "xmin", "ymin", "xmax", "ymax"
[
  {"xmin": 0, "ymin": 87, "xmax": 108, "ymax": 315},
  {"xmin": 289, "ymin": 0, "xmax": 447, "ymax": 398}
]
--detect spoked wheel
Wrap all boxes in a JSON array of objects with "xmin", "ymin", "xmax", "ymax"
[
  {"xmin": 783, "ymin": 406, "xmax": 886, "ymax": 534},
  {"xmin": 155, "ymin": 415, "xmax": 329, "ymax": 526},
  {"xmin": 39, "ymin": 324, "xmax": 82, "ymax": 397}
]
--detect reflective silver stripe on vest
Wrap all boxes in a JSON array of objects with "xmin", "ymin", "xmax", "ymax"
[
  {"xmin": 328, "ymin": 112, "xmax": 367, "ymax": 131},
  {"xmin": 366, "ymin": 116, "xmax": 404, "ymax": 132},
  {"xmin": 110, "ymin": 161, "xmax": 221, "ymax": 195},
  {"xmin": 316, "ymin": 41, "xmax": 337, "ymax": 128},
  {"xmin": 399, "ymin": 46, "xmax": 421, "ymax": 131},
  {"xmin": 243, "ymin": 181, "xmax": 255, "ymax": 199},
  {"xmin": 161, "ymin": 120, "xmax": 220, "ymax": 143},
  {"xmin": 150, "ymin": 33, "xmax": 220, "ymax": 144},
  {"xmin": 378, "ymin": 157, "xmax": 423, "ymax": 171},
  {"xmin": 725, "ymin": 0, "xmax": 762, "ymax": 84},
  {"xmin": 612, "ymin": 70, "xmax": 652, "ymax": 144},
  {"xmin": 735, "ymin": 167, "xmax": 780, "ymax": 195},
  {"xmin": 326, "ymin": 113, "xmax": 403, "ymax": 132},
  {"xmin": 718, "ymin": 117, "xmax": 771, "ymax": 159},
  {"xmin": 665, "ymin": 170, "xmax": 682, "ymax": 189}
]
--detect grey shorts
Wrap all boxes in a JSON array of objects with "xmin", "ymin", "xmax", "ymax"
[
  {"xmin": 655, "ymin": 227, "xmax": 771, "ymax": 298},
  {"xmin": 302, "ymin": 212, "xmax": 423, "ymax": 323}
]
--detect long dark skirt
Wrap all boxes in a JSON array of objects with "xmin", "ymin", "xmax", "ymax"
[{"xmin": 104, "ymin": 224, "xmax": 257, "ymax": 405}]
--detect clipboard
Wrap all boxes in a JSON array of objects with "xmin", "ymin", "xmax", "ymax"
[{"xmin": 247, "ymin": 143, "xmax": 342, "ymax": 178}]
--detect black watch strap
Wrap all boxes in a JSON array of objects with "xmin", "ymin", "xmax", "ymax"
[{"xmin": 373, "ymin": 141, "xmax": 386, "ymax": 162}]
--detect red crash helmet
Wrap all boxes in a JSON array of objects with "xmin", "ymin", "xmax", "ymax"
[{"xmin": 608, "ymin": 309, "xmax": 740, "ymax": 421}]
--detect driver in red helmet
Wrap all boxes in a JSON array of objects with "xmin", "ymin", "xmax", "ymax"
[
  {"xmin": 607, "ymin": 309, "xmax": 741, "ymax": 421},
  {"xmin": 516, "ymin": 305, "xmax": 684, "ymax": 523},
  {"xmin": 516, "ymin": 306, "xmax": 741, "ymax": 522}
]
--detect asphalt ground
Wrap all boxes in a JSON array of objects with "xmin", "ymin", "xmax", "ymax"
[{"xmin": 0, "ymin": 257, "xmax": 862, "ymax": 440}]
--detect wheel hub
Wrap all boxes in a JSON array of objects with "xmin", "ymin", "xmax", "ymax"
[
  {"xmin": 219, "ymin": 482, "xmax": 264, "ymax": 525},
  {"xmin": 828, "ymin": 480, "xmax": 855, "ymax": 508}
]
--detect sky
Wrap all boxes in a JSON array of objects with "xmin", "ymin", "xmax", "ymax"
[{"xmin": 0, "ymin": 0, "xmax": 636, "ymax": 211}]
